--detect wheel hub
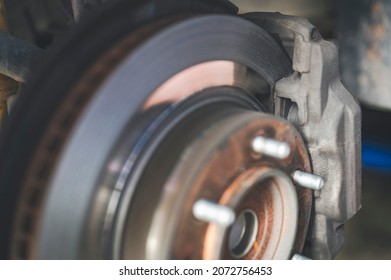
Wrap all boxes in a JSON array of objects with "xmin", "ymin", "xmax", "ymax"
[{"xmin": 120, "ymin": 108, "xmax": 311, "ymax": 260}]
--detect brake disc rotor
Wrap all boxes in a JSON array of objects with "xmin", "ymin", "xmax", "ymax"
[{"xmin": 0, "ymin": 0, "xmax": 311, "ymax": 259}]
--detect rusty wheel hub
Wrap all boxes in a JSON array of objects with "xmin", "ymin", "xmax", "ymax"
[{"xmin": 121, "ymin": 109, "xmax": 312, "ymax": 260}]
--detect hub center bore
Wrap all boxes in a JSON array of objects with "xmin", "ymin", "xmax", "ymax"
[
  {"xmin": 215, "ymin": 168, "xmax": 299, "ymax": 260},
  {"xmin": 228, "ymin": 209, "xmax": 259, "ymax": 258}
]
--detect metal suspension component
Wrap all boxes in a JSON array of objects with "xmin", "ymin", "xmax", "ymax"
[
  {"xmin": 0, "ymin": 0, "xmax": 18, "ymax": 123},
  {"xmin": 0, "ymin": 32, "xmax": 44, "ymax": 83}
]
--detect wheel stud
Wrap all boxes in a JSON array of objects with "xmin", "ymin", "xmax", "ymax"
[
  {"xmin": 291, "ymin": 253, "xmax": 311, "ymax": 260},
  {"xmin": 292, "ymin": 170, "xmax": 325, "ymax": 190},
  {"xmin": 192, "ymin": 199, "xmax": 235, "ymax": 227},
  {"xmin": 251, "ymin": 136, "xmax": 291, "ymax": 159}
]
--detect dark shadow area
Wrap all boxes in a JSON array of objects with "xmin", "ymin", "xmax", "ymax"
[{"xmin": 338, "ymin": 106, "xmax": 391, "ymax": 259}]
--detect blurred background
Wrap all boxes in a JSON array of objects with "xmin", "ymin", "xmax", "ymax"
[{"xmin": 337, "ymin": 107, "xmax": 391, "ymax": 259}]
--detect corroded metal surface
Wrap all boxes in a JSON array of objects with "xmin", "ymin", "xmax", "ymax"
[{"xmin": 155, "ymin": 112, "xmax": 313, "ymax": 260}]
